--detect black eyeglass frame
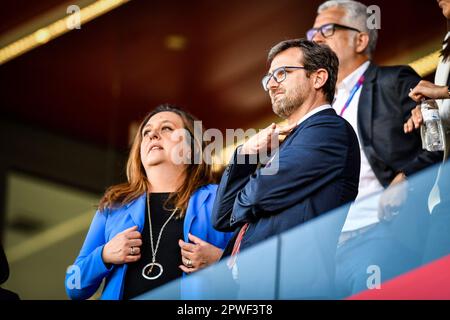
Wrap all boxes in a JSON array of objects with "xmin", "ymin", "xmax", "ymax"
[
  {"xmin": 261, "ymin": 66, "xmax": 306, "ymax": 91},
  {"xmin": 306, "ymin": 23, "xmax": 361, "ymax": 41}
]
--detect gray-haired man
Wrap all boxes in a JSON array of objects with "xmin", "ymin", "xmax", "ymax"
[{"xmin": 308, "ymin": 0, "xmax": 442, "ymax": 297}]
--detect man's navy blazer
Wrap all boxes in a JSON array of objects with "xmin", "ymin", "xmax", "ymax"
[{"xmin": 212, "ymin": 108, "xmax": 361, "ymax": 252}]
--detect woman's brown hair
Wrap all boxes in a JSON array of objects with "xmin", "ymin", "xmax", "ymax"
[{"xmin": 98, "ymin": 104, "xmax": 215, "ymax": 217}]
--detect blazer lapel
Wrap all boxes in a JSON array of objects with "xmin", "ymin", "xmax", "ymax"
[
  {"xmin": 183, "ymin": 187, "xmax": 210, "ymax": 242},
  {"xmin": 124, "ymin": 193, "xmax": 146, "ymax": 232},
  {"xmin": 358, "ymin": 62, "xmax": 377, "ymax": 145},
  {"xmin": 183, "ymin": 204, "xmax": 195, "ymax": 243}
]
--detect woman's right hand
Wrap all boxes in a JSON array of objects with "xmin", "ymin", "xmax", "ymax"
[
  {"xmin": 404, "ymin": 105, "xmax": 423, "ymax": 133},
  {"xmin": 102, "ymin": 225, "xmax": 142, "ymax": 265},
  {"xmin": 409, "ymin": 80, "xmax": 449, "ymax": 102}
]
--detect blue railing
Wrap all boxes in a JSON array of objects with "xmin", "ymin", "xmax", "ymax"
[{"xmin": 136, "ymin": 160, "xmax": 450, "ymax": 299}]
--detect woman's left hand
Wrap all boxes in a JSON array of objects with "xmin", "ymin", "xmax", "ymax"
[{"xmin": 178, "ymin": 233, "xmax": 223, "ymax": 274}]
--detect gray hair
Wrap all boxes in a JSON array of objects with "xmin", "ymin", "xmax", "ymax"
[{"xmin": 318, "ymin": 0, "xmax": 378, "ymax": 57}]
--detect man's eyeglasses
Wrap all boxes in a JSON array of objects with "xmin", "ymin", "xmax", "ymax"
[
  {"xmin": 261, "ymin": 66, "xmax": 306, "ymax": 91},
  {"xmin": 306, "ymin": 23, "xmax": 361, "ymax": 41}
]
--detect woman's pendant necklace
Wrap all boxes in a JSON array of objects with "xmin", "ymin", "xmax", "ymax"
[
  {"xmin": 142, "ymin": 262, "xmax": 163, "ymax": 280},
  {"xmin": 142, "ymin": 193, "xmax": 178, "ymax": 280}
]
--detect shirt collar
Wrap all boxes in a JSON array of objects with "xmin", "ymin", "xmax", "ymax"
[
  {"xmin": 338, "ymin": 60, "xmax": 370, "ymax": 92},
  {"xmin": 297, "ymin": 104, "xmax": 332, "ymax": 126}
]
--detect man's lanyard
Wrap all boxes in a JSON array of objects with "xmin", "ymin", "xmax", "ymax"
[{"xmin": 339, "ymin": 75, "xmax": 365, "ymax": 116}]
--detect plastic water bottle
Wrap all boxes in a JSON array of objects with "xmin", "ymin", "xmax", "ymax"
[{"xmin": 421, "ymin": 99, "xmax": 445, "ymax": 152}]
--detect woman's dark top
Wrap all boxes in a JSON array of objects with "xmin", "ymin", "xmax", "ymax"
[{"xmin": 122, "ymin": 193, "xmax": 184, "ymax": 300}]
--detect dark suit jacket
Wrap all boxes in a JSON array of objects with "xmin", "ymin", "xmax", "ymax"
[
  {"xmin": 212, "ymin": 108, "xmax": 360, "ymax": 252},
  {"xmin": 358, "ymin": 63, "xmax": 442, "ymax": 187},
  {"xmin": 1, "ymin": 245, "xmax": 20, "ymax": 300}
]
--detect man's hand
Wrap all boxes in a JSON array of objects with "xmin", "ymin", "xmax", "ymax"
[
  {"xmin": 404, "ymin": 105, "xmax": 423, "ymax": 133},
  {"xmin": 378, "ymin": 172, "xmax": 408, "ymax": 222},
  {"xmin": 390, "ymin": 172, "xmax": 406, "ymax": 186},
  {"xmin": 240, "ymin": 122, "xmax": 297, "ymax": 155}
]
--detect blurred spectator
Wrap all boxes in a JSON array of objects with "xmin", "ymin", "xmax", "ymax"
[
  {"xmin": 403, "ymin": 0, "xmax": 450, "ymax": 264},
  {"xmin": 308, "ymin": 0, "xmax": 442, "ymax": 297},
  {"xmin": 0, "ymin": 245, "xmax": 20, "ymax": 300}
]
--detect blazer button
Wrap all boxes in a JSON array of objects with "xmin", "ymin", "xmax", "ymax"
[{"xmin": 231, "ymin": 215, "xmax": 235, "ymax": 223}]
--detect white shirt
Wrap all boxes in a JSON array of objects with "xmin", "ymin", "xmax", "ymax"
[
  {"xmin": 428, "ymin": 32, "xmax": 450, "ymax": 212},
  {"xmin": 435, "ymin": 31, "xmax": 450, "ymax": 128},
  {"xmin": 297, "ymin": 104, "xmax": 332, "ymax": 126},
  {"xmin": 332, "ymin": 61, "xmax": 384, "ymax": 232}
]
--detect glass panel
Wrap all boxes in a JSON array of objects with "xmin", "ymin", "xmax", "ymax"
[
  {"xmin": 136, "ymin": 160, "xmax": 450, "ymax": 300},
  {"xmin": 3, "ymin": 171, "xmax": 99, "ymax": 299}
]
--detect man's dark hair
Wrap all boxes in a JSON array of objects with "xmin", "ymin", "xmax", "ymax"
[{"xmin": 267, "ymin": 38, "xmax": 339, "ymax": 103}]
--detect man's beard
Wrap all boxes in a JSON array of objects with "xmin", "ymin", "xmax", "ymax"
[{"xmin": 272, "ymin": 88, "xmax": 304, "ymax": 119}]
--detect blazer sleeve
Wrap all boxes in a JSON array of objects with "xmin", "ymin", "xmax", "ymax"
[
  {"xmin": 213, "ymin": 118, "xmax": 355, "ymax": 230},
  {"xmin": 395, "ymin": 66, "xmax": 443, "ymax": 175},
  {"xmin": 211, "ymin": 147, "xmax": 258, "ymax": 232},
  {"xmin": 65, "ymin": 210, "xmax": 114, "ymax": 300},
  {"xmin": 202, "ymin": 187, "xmax": 234, "ymax": 248}
]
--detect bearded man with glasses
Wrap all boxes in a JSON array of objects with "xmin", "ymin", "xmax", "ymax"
[{"xmin": 212, "ymin": 39, "xmax": 360, "ymax": 298}]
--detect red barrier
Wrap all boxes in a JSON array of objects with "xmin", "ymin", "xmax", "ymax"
[{"xmin": 348, "ymin": 254, "xmax": 450, "ymax": 300}]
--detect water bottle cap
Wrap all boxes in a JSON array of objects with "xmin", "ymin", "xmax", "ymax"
[{"xmin": 420, "ymin": 99, "xmax": 438, "ymax": 110}]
